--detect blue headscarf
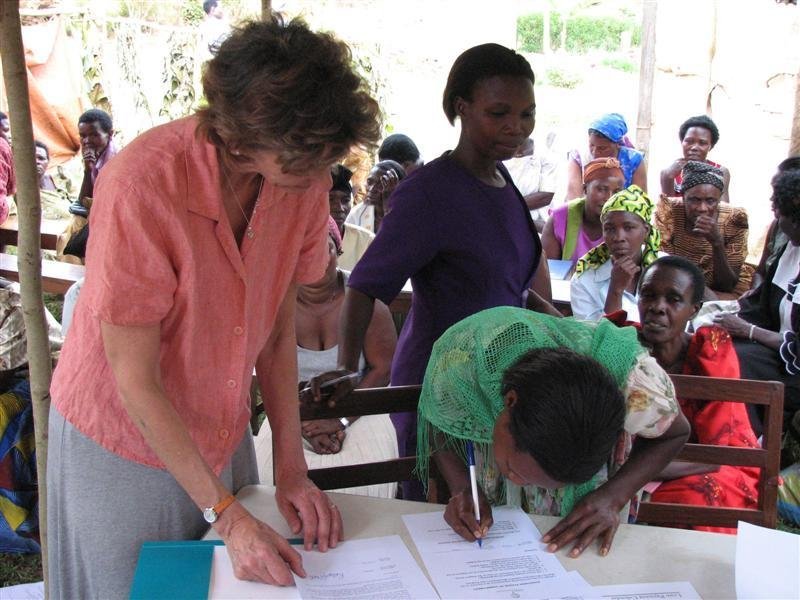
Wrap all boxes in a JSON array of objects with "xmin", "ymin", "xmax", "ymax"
[{"xmin": 589, "ymin": 113, "xmax": 628, "ymax": 144}]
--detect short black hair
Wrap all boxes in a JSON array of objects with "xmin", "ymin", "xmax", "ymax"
[
  {"xmin": 501, "ymin": 347, "xmax": 625, "ymax": 484},
  {"xmin": 203, "ymin": 0, "xmax": 218, "ymax": 15},
  {"xmin": 643, "ymin": 255, "xmax": 706, "ymax": 305},
  {"xmin": 34, "ymin": 139, "xmax": 49, "ymax": 159},
  {"xmin": 777, "ymin": 156, "xmax": 800, "ymax": 173},
  {"xmin": 78, "ymin": 108, "xmax": 113, "ymax": 133},
  {"xmin": 442, "ymin": 43, "xmax": 534, "ymax": 125},
  {"xmin": 378, "ymin": 134, "xmax": 420, "ymax": 165},
  {"xmin": 372, "ymin": 159, "xmax": 406, "ymax": 181},
  {"xmin": 772, "ymin": 169, "xmax": 800, "ymax": 225},
  {"xmin": 678, "ymin": 115, "xmax": 720, "ymax": 147}
]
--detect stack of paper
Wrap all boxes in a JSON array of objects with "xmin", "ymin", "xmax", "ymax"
[
  {"xmin": 735, "ymin": 521, "xmax": 800, "ymax": 600},
  {"xmin": 402, "ymin": 507, "xmax": 700, "ymax": 600}
]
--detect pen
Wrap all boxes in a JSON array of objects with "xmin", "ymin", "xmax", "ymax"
[
  {"xmin": 299, "ymin": 372, "xmax": 361, "ymax": 396},
  {"xmin": 465, "ymin": 441, "xmax": 482, "ymax": 548}
]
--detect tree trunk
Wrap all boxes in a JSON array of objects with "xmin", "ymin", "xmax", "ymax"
[
  {"xmin": 543, "ymin": 4, "xmax": 551, "ymax": 55},
  {"xmin": 0, "ymin": 3, "xmax": 52, "ymax": 595},
  {"xmin": 261, "ymin": 0, "xmax": 272, "ymax": 20},
  {"xmin": 791, "ymin": 62, "xmax": 800, "ymax": 156},
  {"xmin": 635, "ymin": 0, "xmax": 657, "ymax": 159}
]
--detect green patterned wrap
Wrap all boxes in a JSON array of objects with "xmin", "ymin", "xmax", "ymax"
[
  {"xmin": 416, "ymin": 306, "xmax": 645, "ymax": 517},
  {"xmin": 575, "ymin": 184, "xmax": 661, "ymax": 275}
]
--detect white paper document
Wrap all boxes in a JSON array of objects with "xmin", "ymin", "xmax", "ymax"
[
  {"xmin": 209, "ymin": 536, "xmax": 438, "ymax": 599},
  {"xmin": 585, "ymin": 581, "xmax": 701, "ymax": 599},
  {"xmin": 403, "ymin": 506, "xmax": 577, "ymax": 598},
  {"xmin": 736, "ymin": 521, "xmax": 800, "ymax": 600}
]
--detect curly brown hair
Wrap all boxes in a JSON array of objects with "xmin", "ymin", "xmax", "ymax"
[{"xmin": 196, "ymin": 14, "xmax": 381, "ymax": 173}]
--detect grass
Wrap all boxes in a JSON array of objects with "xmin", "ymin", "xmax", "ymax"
[{"xmin": 0, "ymin": 553, "xmax": 42, "ymax": 587}]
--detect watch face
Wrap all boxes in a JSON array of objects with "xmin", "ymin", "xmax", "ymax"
[{"xmin": 203, "ymin": 507, "xmax": 218, "ymax": 524}]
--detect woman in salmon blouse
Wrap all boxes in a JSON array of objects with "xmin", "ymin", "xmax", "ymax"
[{"xmin": 47, "ymin": 16, "xmax": 381, "ymax": 598}]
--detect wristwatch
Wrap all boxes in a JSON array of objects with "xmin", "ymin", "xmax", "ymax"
[
  {"xmin": 339, "ymin": 417, "xmax": 350, "ymax": 429},
  {"xmin": 203, "ymin": 494, "xmax": 235, "ymax": 524}
]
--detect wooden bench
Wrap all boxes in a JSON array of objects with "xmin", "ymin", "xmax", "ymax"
[
  {"xmin": 1, "ymin": 252, "xmax": 84, "ymax": 294},
  {"xmin": 0, "ymin": 215, "xmax": 64, "ymax": 252}
]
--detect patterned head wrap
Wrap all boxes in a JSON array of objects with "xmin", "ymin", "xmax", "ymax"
[
  {"xmin": 588, "ymin": 113, "xmax": 628, "ymax": 144},
  {"xmin": 574, "ymin": 185, "xmax": 661, "ymax": 274},
  {"xmin": 680, "ymin": 160, "xmax": 724, "ymax": 193},
  {"xmin": 583, "ymin": 157, "xmax": 624, "ymax": 184},
  {"xmin": 327, "ymin": 215, "xmax": 342, "ymax": 253},
  {"xmin": 329, "ymin": 164, "xmax": 353, "ymax": 196}
]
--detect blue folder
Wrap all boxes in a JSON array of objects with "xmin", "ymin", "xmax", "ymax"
[
  {"xmin": 547, "ymin": 259, "xmax": 574, "ymax": 280},
  {"xmin": 130, "ymin": 540, "xmax": 224, "ymax": 600}
]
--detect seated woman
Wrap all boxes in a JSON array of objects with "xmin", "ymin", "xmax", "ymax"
[
  {"xmin": 565, "ymin": 113, "xmax": 646, "ymax": 201},
  {"xmin": 254, "ymin": 219, "xmax": 399, "ymax": 498},
  {"xmin": 542, "ymin": 157, "xmax": 624, "ymax": 267},
  {"xmin": 655, "ymin": 161, "xmax": 751, "ymax": 299},
  {"xmin": 416, "ymin": 306, "xmax": 689, "ymax": 557},
  {"xmin": 715, "ymin": 169, "xmax": 800, "ymax": 435},
  {"xmin": 570, "ymin": 185, "xmax": 660, "ymax": 321},
  {"xmin": 624, "ymin": 256, "xmax": 760, "ymax": 534},
  {"xmin": 659, "ymin": 115, "xmax": 731, "ymax": 203},
  {"xmin": 344, "ymin": 159, "xmax": 406, "ymax": 234}
]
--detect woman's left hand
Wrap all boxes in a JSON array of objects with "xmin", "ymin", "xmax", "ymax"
[
  {"xmin": 275, "ymin": 472, "xmax": 343, "ymax": 551},
  {"xmin": 301, "ymin": 419, "xmax": 343, "ymax": 437},
  {"xmin": 541, "ymin": 486, "xmax": 623, "ymax": 558},
  {"xmin": 713, "ymin": 313, "xmax": 751, "ymax": 338}
]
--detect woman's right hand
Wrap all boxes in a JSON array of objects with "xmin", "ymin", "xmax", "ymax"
[
  {"xmin": 664, "ymin": 158, "xmax": 687, "ymax": 181},
  {"xmin": 219, "ymin": 503, "xmax": 306, "ymax": 585},
  {"xmin": 302, "ymin": 369, "xmax": 358, "ymax": 408},
  {"xmin": 609, "ymin": 256, "xmax": 640, "ymax": 293},
  {"xmin": 444, "ymin": 486, "xmax": 494, "ymax": 542}
]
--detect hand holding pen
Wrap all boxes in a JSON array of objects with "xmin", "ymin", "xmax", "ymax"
[
  {"xmin": 466, "ymin": 441, "xmax": 482, "ymax": 548},
  {"xmin": 442, "ymin": 443, "xmax": 493, "ymax": 544},
  {"xmin": 300, "ymin": 370, "xmax": 362, "ymax": 407}
]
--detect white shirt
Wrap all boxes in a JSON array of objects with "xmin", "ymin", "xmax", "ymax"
[
  {"xmin": 774, "ymin": 243, "xmax": 800, "ymax": 334},
  {"xmin": 503, "ymin": 152, "xmax": 558, "ymax": 223},
  {"xmin": 344, "ymin": 203, "xmax": 375, "ymax": 234},
  {"xmin": 570, "ymin": 260, "xmax": 640, "ymax": 322}
]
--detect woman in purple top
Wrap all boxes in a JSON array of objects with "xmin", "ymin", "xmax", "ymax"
[{"xmin": 310, "ymin": 43, "xmax": 550, "ymax": 500}]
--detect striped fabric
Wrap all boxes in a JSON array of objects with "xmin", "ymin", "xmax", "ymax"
[{"xmin": 655, "ymin": 195, "xmax": 753, "ymax": 295}]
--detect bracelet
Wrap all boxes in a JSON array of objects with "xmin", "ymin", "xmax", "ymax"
[{"xmin": 748, "ymin": 324, "xmax": 756, "ymax": 341}]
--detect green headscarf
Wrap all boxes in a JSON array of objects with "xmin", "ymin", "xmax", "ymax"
[{"xmin": 574, "ymin": 185, "xmax": 661, "ymax": 274}]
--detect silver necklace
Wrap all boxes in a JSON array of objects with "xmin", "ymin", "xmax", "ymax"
[{"xmin": 223, "ymin": 169, "xmax": 264, "ymax": 239}]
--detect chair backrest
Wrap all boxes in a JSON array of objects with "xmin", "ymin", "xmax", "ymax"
[
  {"xmin": 296, "ymin": 385, "xmax": 423, "ymax": 492},
  {"xmin": 637, "ymin": 374, "xmax": 784, "ymax": 529}
]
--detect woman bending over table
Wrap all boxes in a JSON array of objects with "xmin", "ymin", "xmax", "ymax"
[
  {"xmin": 310, "ymin": 43, "xmax": 550, "ymax": 500},
  {"xmin": 47, "ymin": 16, "xmax": 381, "ymax": 598},
  {"xmin": 416, "ymin": 306, "xmax": 689, "ymax": 557},
  {"xmin": 613, "ymin": 256, "xmax": 760, "ymax": 533}
]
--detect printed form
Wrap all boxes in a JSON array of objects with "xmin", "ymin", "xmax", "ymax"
[
  {"xmin": 403, "ymin": 506, "xmax": 586, "ymax": 599},
  {"xmin": 208, "ymin": 535, "xmax": 437, "ymax": 599}
]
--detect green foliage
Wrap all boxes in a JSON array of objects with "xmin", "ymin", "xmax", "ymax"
[
  {"xmin": 160, "ymin": 32, "xmax": 198, "ymax": 120},
  {"xmin": 516, "ymin": 12, "xmax": 563, "ymax": 53},
  {"xmin": 517, "ymin": 11, "xmax": 640, "ymax": 54},
  {"xmin": 601, "ymin": 56, "xmax": 636, "ymax": 73},
  {"xmin": 182, "ymin": 1, "xmax": 205, "ymax": 25},
  {"xmin": 545, "ymin": 67, "xmax": 581, "ymax": 89},
  {"xmin": 0, "ymin": 553, "xmax": 42, "ymax": 587}
]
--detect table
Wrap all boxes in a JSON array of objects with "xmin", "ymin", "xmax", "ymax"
[
  {"xmin": 205, "ymin": 485, "xmax": 736, "ymax": 599},
  {"xmin": 0, "ymin": 215, "xmax": 65, "ymax": 251}
]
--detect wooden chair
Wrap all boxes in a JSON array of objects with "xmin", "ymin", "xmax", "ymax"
[
  {"xmin": 637, "ymin": 374, "xmax": 784, "ymax": 529},
  {"xmin": 295, "ymin": 385, "xmax": 424, "ymax": 492}
]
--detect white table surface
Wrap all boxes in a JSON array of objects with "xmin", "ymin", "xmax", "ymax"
[{"xmin": 205, "ymin": 485, "xmax": 736, "ymax": 599}]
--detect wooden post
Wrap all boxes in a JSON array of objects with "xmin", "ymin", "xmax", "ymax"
[
  {"xmin": 261, "ymin": 0, "xmax": 272, "ymax": 20},
  {"xmin": 0, "ymin": 3, "xmax": 52, "ymax": 594},
  {"xmin": 791, "ymin": 62, "xmax": 800, "ymax": 156},
  {"xmin": 635, "ymin": 0, "xmax": 657, "ymax": 158}
]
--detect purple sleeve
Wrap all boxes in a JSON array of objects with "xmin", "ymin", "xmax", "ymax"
[{"xmin": 347, "ymin": 179, "xmax": 440, "ymax": 305}]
